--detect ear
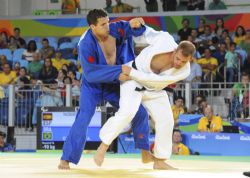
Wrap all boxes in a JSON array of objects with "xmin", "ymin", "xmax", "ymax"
[{"xmin": 90, "ymin": 24, "xmax": 95, "ymax": 30}]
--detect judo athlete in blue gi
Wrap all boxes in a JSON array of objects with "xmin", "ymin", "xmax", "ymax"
[{"xmin": 58, "ymin": 9, "xmax": 151, "ymax": 169}]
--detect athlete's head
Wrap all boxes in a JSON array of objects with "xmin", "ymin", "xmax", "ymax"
[
  {"xmin": 172, "ymin": 41, "xmax": 195, "ymax": 69},
  {"xmin": 87, "ymin": 9, "xmax": 109, "ymax": 38}
]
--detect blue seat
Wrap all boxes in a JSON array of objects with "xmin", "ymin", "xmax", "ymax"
[
  {"xmin": 46, "ymin": 37, "xmax": 57, "ymax": 44},
  {"xmin": 19, "ymin": 60, "xmax": 29, "ymax": 68},
  {"xmin": 59, "ymin": 42, "xmax": 74, "ymax": 49},
  {"xmin": 0, "ymin": 49, "xmax": 12, "ymax": 61},
  {"xmin": 71, "ymin": 36, "xmax": 80, "ymax": 46},
  {"xmin": 50, "ymin": 41, "xmax": 58, "ymax": 50},
  {"xmin": 13, "ymin": 48, "xmax": 25, "ymax": 62}
]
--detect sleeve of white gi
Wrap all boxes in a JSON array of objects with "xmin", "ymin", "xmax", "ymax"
[
  {"xmin": 133, "ymin": 26, "xmax": 174, "ymax": 45},
  {"xmin": 129, "ymin": 62, "xmax": 191, "ymax": 91}
]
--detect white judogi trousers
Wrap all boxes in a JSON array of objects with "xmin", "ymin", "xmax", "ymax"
[{"xmin": 100, "ymin": 69, "xmax": 174, "ymax": 159}]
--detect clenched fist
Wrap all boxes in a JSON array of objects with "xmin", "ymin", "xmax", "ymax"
[{"xmin": 129, "ymin": 17, "xmax": 145, "ymax": 29}]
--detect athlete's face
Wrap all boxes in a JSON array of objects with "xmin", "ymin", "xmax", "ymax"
[
  {"xmin": 91, "ymin": 17, "xmax": 110, "ymax": 38},
  {"xmin": 173, "ymin": 50, "xmax": 191, "ymax": 69}
]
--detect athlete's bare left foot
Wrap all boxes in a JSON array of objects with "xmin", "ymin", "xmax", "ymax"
[
  {"xmin": 141, "ymin": 149, "xmax": 154, "ymax": 163},
  {"xmin": 58, "ymin": 160, "xmax": 70, "ymax": 170},
  {"xmin": 153, "ymin": 158, "xmax": 177, "ymax": 170},
  {"xmin": 94, "ymin": 142, "xmax": 109, "ymax": 167}
]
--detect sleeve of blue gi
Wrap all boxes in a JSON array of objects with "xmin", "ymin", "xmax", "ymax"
[
  {"xmin": 129, "ymin": 62, "xmax": 191, "ymax": 91},
  {"xmin": 78, "ymin": 42, "xmax": 122, "ymax": 83},
  {"xmin": 110, "ymin": 20, "xmax": 146, "ymax": 39}
]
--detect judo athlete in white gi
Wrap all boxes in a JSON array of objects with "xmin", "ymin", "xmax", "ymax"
[{"xmin": 94, "ymin": 26, "xmax": 195, "ymax": 169}]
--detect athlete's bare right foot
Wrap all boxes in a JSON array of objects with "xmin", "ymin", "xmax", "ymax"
[
  {"xmin": 58, "ymin": 160, "xmax": 70, "ymax": 170},
  {"xmin": 94, "ymin": 142, "xmax": 109, "ymax": 167},
  {"xmin": 153, "ymin": 158, "xmax": 177, "ymax": 170}
]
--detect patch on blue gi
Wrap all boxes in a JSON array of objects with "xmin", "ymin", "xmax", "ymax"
[{"xmin": 88, "ymin": 56, "xmax": 95, "ymax": 63}]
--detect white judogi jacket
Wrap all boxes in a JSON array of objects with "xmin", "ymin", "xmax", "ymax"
[{"xmin": 130, "ymin": 26, "xmax": 191, "ymax": 91}]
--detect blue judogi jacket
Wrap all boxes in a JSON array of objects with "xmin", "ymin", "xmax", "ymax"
[{"xmin": 78, "ymin": 21, "xmax": 146, "ymax": 86}]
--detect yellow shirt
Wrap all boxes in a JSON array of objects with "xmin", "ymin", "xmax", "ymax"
[
  {"xmin": 52, "ymin": 58, "xmax": 70, "ymax": 71},
  {"xmin": 197, "ymin": 57, "xmax": 218, "ymax": 75},
  {"xmin": 0, "ymin": 71, "xmax": 17, "ymax": 85},
  {"xmin": 177, "ymin": 143, "xmax": 190, "ymax": 155},
  {"xmin": 112, "ymin": 3, "xmax": 133, "ymax": 13},
  {"xmin": 171, "ymin": 105, "xmax": 185, "ymax": 124},
  {"xmin": 198, "ymin": 115, "xmax": 222, "ymax": 132},
  {"xmin": 234, "ymin": 35, "xmax": 245, "ymax": 45}
]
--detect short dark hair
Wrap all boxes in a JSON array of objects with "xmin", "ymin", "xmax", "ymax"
[
  {"xmin": 0, "ymin": 131, "xmax": 6, "ymax": 138},
  {"xmin": 177, "ymin": 41, "xmax": 195, "ymax": 57},
  {"xmin": 86, "ymin": 9, "xmax": 108, "ymax": 26},
  {"xmin": 42, "ymin": 38, "xmax": 49, "ymax": 43},
  {"xmin": 14, "ymin": 27, "xmax": 20, "ymax": 32},
  {"xmin": 173, "ymin": 129, "xmax": 181, "ymax": 134}
]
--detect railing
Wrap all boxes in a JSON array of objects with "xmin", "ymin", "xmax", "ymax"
[{"xmin": 0, "ymin": 82, "xmax": 249, "ymax": 130}]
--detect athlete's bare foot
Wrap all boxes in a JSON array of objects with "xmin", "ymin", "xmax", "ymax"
[
  {"xmin": 141, "ymin": 149, "xmax": 154, "ymax": 163},
  {"xmin": 58, "ymin": 160, "xmax": 70, "ymax": 170},
  {"xmin": 94, "ymin": 142, "xmax": 109, "ymax": 167},
  {"xmin": 153, "ymin": 158, "xmax": 177, "ymax": 170}
]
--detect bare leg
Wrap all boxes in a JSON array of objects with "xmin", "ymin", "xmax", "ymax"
[
  {"xmin": 94, "ymin": 142, "xmax": 109, "ymax": 167},
  {"xmin": 58, "ymin": 160, "xmax": 70, "ymax": 170},
  {"xmin": 153, "ymin": 158, "xmax": 177, "ymax": 170},
  {"xmin": 141, "ymin": 149, "xmax": 154, "ymax": 163}
]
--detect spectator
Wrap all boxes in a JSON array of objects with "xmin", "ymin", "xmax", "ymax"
[
  {"xmin": 225, "ymin": 42, "xmax": 239, "ymax": 83},
  {"xmin": 183, "ymin": 56, "xmax": 202, "ymax": 89},
  {"xmin": 171, "ymin": 96, "xmax": 185, "ymax": 126},
  {"xmin": 172, "ymin": 129, "xmax": 190, "ymax": 155},
  {"xmin": 189, "ymin": 95, "xmax": 205, "ymax": 114},
  {"xmin": 223, "ymin": 34, "xmax": 232, "ymax": 50},
  {"xmin": 27, "ymin": 52, "xmax": 43, "ymax": 79},
  {"xmin": 197, "ymin": 18, "xmax": 206, "ymax": 37},
  {"xmin": 198, "ymin": 25, "xmax": 215, "ymax": 44},
  {"xmin": 239, "ymin": 29, "xmax": 250, "ymax": 54},
  {"xmin": 144, "ymin": 0, "xmax": 158, "ymax": 12},
  {"xmin": 0, "ymin": 63, "xmax": 16, "ymax": 85},
  {"xmin": 39, "ymin": 58, "xmax": 58, "ymax": 84},
  {"xmin": 214, "ymin": 18, "xmax": 225, "ymax": 38},
  {"xmin": 68, "ymin": 70, "xmax": 80, "ymax": 106},
  {"xmin": 0, "ymin": 32, "xmax": 8, "ymax": 49},
  {"xmin": 13, "ymin": 62, "xmax": 21, "ymax": 76},
  {"xmin": 39, "ymin": 38, "xmax": 55, "ymax": 60},
  {"xmin": 178, "ymin": 18, "xmax": 192, "ymax": 41},
  {"xmin": 242, "ymin": 52, "xmax": 250, "ymax": 76},
  {"xmin": 62, "ymin": 64, "xmax": 69, "ymax": 73},
  {"xmin": 0, "ymin": 55, "xmax": 12, "ymax": 71},
  {"xmin": 112, "ymin": 0, "xmax": 134, "ymax": 13},
  {"xmin": 197, "ymin": 47, "xmax": 218, "ymax": 82},
  {"xmin": 0, "ymin": 131, "xmax": 14, "ymax": 152},
  {"xmin": 8, "ymin": 36, "xmax": 18, "ymax": 52},
  {"xmin": 231, "ymin": 73, "xmax": 249, "ymax": 120},
  {"xmin": 51, "ymin": 51, "xmax": 70, "ymax": 71},
  {"xmin": 208, "ymin": 0, "xmax": 227, "ymax": 10},
  {"xmin": 212, "ymin": 42, "xmax": 226, "ymax": 65},
  {"xmin": 161, "ymin": 0, "xmax": 177, "ymax": 11},
  {"xmin": 22, "ymin": 40, "xmax": 38, "ymax": 62},
  {"xmin": 198, "ymin": 105, "xmax": 222, "ymax": 132},
  {"xmin": 56, "ymin": 69, "xmax": 68, "ymax": 88},
  {"xmin": 104, "ymin": 0, "xmax": 113, "ymax": 13},
  {"xmin": 13, "ymin": 27, "xmax": 26, "ymax": 48},
  {"xmin": 61, "ymin": 0, "xmax": 81, "ymax": 14},
  {"xmin": 187, "ymin": 0, "xmax": 205, "ymax": 10},
  {"xmin": 15, "ymin": 67, "xmax": 29, "ymax": 86},
  {"xmin": 233, "ymin": 25, "xmax": 246, "ymax": 46},
  {"xmin": 188, "ymin": 28, "xmax": 202, "ymax": 45}
]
